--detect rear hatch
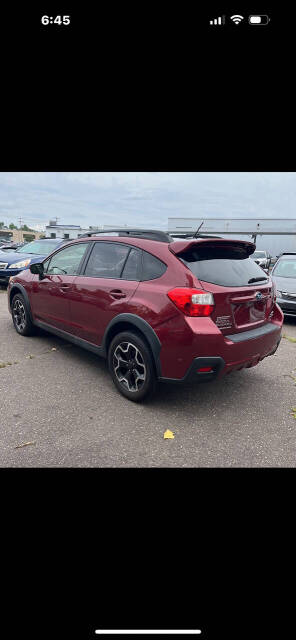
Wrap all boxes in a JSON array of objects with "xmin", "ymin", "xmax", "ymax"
[{"xmin": 170, "ymin": 238, "xmax": 275, "ymax": 336}]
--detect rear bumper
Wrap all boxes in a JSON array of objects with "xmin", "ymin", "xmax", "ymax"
[
  {"xmin": 160, "ymin": 335, "xmax": 281, "ymax": 384},
  {"xmin": 160, "ymin": 356, "xmax": 225, "ymax": 383},
  {"xmin": 157, "ymin": 304, "xmax": 283, "ymax": 381}
]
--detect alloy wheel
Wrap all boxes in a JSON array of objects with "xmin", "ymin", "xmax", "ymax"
[
  {"xmin": 113, "ymin": 341, "xmax": 146, "ymax": 392},
  {"xmin": 13, "ymin": 299, "xmax": 26, "ymax": 332}
]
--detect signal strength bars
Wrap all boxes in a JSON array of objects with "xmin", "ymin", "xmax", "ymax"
[{"xmin": 209, "ymin": 16, "xmax": 225, "ymax": 25}]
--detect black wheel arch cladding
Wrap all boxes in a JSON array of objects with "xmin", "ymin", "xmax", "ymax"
[{"xmin": 102, "ymin": 313, "xmax": 162, "ymax": 377}]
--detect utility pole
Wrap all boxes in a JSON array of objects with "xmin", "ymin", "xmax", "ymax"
[{"xmin": 19, "ymin": 217, "xmax": 23, "ymax": 242}]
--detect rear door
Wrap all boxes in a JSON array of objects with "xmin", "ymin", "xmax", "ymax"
[
  {"xmin": 70, "ymin": 241, "xmax": 142, "ymax": 345},
  {"xmin": 173, "ymin": 240, "xmax": 275, "ymax": 336}
]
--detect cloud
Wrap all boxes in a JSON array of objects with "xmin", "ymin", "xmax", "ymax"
[{"xmin": 0, "ymin": 172, "xmax": 295, "ymax": 230}]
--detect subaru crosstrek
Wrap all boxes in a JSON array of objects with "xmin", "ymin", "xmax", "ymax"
[
  {"xmin": 0, "ymin": 238, "xmax": 69, "ymax": 286},
  {"xmin": 7, "ymin": 229, "xmax": 283, "ymax": 401}
]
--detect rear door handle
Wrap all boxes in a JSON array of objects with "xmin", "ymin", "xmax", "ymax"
[{"xmin": 110, "ymin": 289, "xmax": 126, "ymax": 299}]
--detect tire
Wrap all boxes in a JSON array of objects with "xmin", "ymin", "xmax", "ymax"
[
  {"xmin": 11, "ymin": 293, "xmax": 36, "ymax": 336},
  {"xmin": 108, "ymin": 331, "xmax": 156, "ymax": 402}
]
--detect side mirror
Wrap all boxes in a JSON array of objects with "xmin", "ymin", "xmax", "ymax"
[{"xmin": 30, "ymin": 262, "xmax": 44, "ymax": 277}]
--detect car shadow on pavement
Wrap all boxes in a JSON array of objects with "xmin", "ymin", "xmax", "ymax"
[
  {"xmin": 36, "ymin": 327, "xmax": 291, "ymax": 417},
  {"xmin": 149, "ymin": 371, "xmax": 254, "ymax": 408},
  {"xmin": 37, "ymin": 327, "xmax": 109, "ymax": 371}
]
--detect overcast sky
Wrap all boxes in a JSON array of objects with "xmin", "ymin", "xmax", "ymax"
[{"xmin": 0, "ymin": 172, "xmax": 295, "ymax": 231}]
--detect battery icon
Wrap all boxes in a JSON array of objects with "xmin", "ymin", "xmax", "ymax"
[{"xmin": 248, "ymin": 15, "xmax": 270, "ymax": 25}]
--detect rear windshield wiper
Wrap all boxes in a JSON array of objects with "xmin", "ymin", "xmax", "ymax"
[{"xmin": 248, "ymin": 276, "xmax": 268, "ymax": 284}]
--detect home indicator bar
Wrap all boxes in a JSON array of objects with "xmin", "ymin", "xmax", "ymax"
[{"xmin": 95, "ymin": 632, "xmax": 202, "ymax": 636}]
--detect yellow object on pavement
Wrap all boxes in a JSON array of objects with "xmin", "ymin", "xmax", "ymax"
[{"xmin": 163, "ymin": 429, "xmax": 175, "ymax": 439}]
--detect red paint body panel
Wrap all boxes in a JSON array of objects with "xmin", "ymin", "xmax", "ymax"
[
  {"xmin": 30, "ymin": 274, "xmax": 75, "ymax": 332},
  {"xmin": 69, "ymin": 277, "xmax": 140, "ymax": 344},
  {"xmin": 198, "ymin": 280, "xmax": 274, "ymax": 335}
]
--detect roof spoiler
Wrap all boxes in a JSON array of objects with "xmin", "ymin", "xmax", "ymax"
[{"xmin": 169, "ymin": 237, "xmax": 256, "ymax": 257}]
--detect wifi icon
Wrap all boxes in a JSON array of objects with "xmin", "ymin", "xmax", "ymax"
[{"xmin": 230, "ymin": 14, "xmax": 244, "ymax": 24}]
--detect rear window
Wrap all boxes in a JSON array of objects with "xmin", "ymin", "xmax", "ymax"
[{"xmin": 180, "ymin": 245, "xmax": 268, "ymax": 287}]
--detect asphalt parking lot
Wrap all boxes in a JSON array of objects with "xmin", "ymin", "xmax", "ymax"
[{"xmin": 1, "ymin": 289, "xmax": 296, "ymax": 467}]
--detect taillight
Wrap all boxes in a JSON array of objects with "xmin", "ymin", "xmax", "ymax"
[{"xmin": 167, "ymin": 288, "xmax": 215, "ymax": 317}]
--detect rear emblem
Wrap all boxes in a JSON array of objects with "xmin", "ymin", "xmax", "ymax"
[
  {"xmin": 255, "ymin": 292, "xmax": 263, "ymax": 300},
  {"xmin": 216, "ymin": 315, "xmax": 232, "ymax": 329}
]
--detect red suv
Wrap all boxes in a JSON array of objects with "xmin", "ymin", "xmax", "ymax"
[{"xmin": 7, "ymin": 229, "xmax": 283, "ymax": 401}]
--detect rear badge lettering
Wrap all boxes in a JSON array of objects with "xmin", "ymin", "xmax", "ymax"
[{"xmin": 216, "ymin": 315, "xmax": 232, "ymax": 329}]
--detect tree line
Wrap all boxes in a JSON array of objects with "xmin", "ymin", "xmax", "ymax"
[{"xmin": 0, "ymin": 222, "xmax": 35, "ymax": 231}]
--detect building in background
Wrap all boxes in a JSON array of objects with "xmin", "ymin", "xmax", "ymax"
[
  {"xmin": 45, "ymin": 221, "xmax": 92, "ymax": 239},
  {"xmin": 0, "ymin": 227, "xmax": 43, "ymax": 243},
  {"xmin": 0, "ymin": 228, "xmax": 13, "ymax": 242},
  {"xmin": 12, "ymin": 228, "xmax": 43, "ymax": 243},
  {"xmin": 168, "ymin": 218, "xmax": 296, "ymax": 257}
]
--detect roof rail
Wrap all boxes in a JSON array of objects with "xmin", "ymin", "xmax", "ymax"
[{"xmin": 78, "ymin": 228, "xmax": 174, "ymax": 243}]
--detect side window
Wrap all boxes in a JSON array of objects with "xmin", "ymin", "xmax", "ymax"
[
  {"xmin": 142, "ymin": 251, "xmax": 167, "ymax": 280},
  {"xmin": 46, "ymin": 243, "xmax": 89, "ymax": 275},
  {"xmin": 84, "ymin": 242, "xmax": 130, "ymax": 278},
  {"xmin": 121, "ymin": 248, "xmax": 142, "ymax": 281}
]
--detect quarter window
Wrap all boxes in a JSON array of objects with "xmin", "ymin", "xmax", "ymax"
[
  {"xmin": 121, "ymin": 248, "xmax": 142, "ymax": 281},
  {"xmin": 141, "ymin": 251, "xmax": 167, "ymax": 280},
  {"xmin": 46, "ymin": 243, "xmax": 89, "ymax": 275},
  {"xmin": 84, "ymin": 242, "xmax": 130, "ymax": 278}
]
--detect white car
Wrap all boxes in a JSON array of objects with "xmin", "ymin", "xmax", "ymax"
[{"xmin": 251, "ymin": 250, "xmax": 271, "ymax": 270}]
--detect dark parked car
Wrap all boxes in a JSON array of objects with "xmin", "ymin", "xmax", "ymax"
[
  {"xmin": 0, "ymin": 238, "xmax": 69, "ymax": 286},
  {"xmin": 0, "ymin": 242, "xmax": 25, "ymax": 252},
  {"xmin": 251, "ymin": 250, "xmax": 271, "ymax": 270},
  {"xmin": 0, "ymin": 241, "xmax": 14, "ymax": 249},
  {"xmin": 7, "ymin": 229, "xmax": 283, "ymax": 401},
  {"xmin": 271, "ymin": 253, "xmax": 296, "ymax": 317}
]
